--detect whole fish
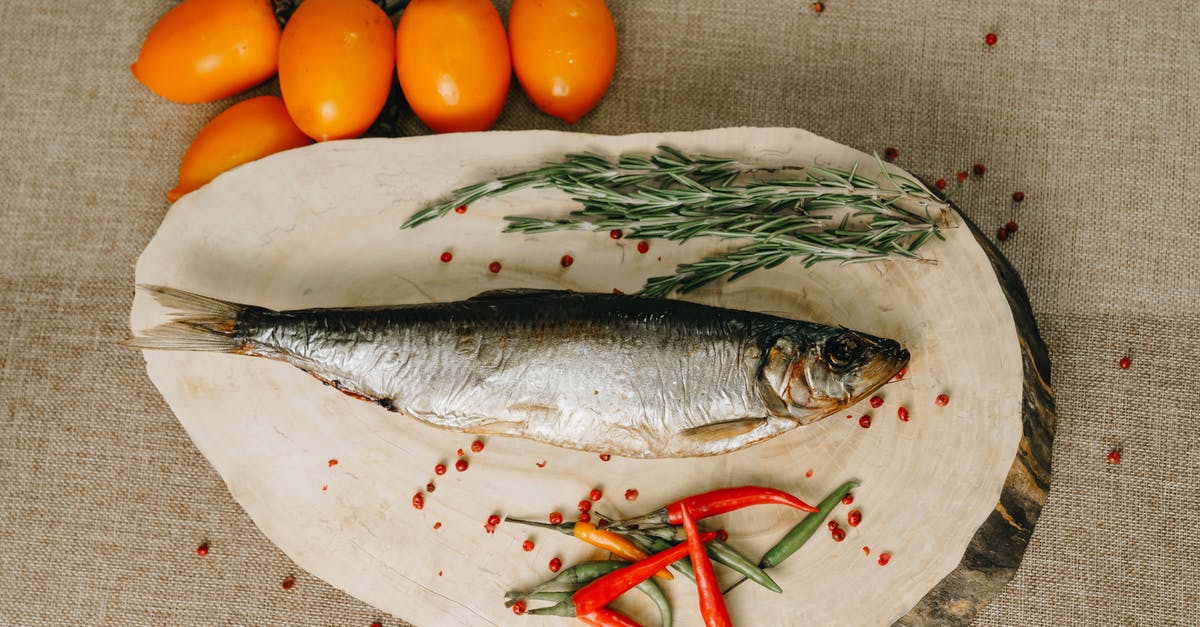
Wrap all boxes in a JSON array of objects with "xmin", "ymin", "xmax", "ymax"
[{"xmin": 128, "ymin": 286, "xmax": 909, "ymax": 458}]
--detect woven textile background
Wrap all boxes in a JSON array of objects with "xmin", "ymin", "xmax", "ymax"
[{"xmin": 2, "ymin": 1, "xmax": 1197, "ymax": 625}]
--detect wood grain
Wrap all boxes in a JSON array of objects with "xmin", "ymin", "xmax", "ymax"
[
  {"xmin": 896, "ymin": 209, "xmax": 1056, "ymax": 626},
  {"xmin": 130, "ymin": 128, "xmax": 1049, "ymax": 625}
]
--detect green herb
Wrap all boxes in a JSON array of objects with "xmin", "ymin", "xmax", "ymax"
[{"xmin": 403, "ymin": 147, "xmax": 950, "ymax": 296}]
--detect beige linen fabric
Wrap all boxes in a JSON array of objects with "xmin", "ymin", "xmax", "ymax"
[{"xmin": 1, "ymin": 1, "xmax": 1196, "ymax": 625}]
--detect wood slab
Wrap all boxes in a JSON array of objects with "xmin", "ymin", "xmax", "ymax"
[{"xmin": 130, "ymin": 128, "xmax": 1054, "ymax": 625}]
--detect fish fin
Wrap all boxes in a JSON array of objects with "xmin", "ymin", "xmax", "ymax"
[
  {"xmin": 124, "ymin": 285, "xmax": 253, "ymax": 352},
  {"xmin": 468, "ymin": 288, "xmax": 571, "ymax": 301},
  {"xmin": 121, "ymin": 321, "xmax": 247, "ymax": 352},
  {"xmin": 678, "ymin": 417, "xmax": 768, "ymax": 442}
]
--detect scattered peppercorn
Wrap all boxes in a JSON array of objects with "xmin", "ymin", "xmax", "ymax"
[
  {"xmin": 549, "ymin": 512, "xmax": 563, "ymax": 524},
  {"xmin": 522, "ymin": 540, "xmax": 535, "ymax": 552},
  {"xmin": 883, "ymin": 147, "xmax": 899, "ymax": 161},
  {"xmin": 997, "ymin": 227, "xmax": 1009, "ymax": 241},
  {"xmin": 973, "ymin": 163, "xmax": 986, "ymax": 176},
  {"xmin": 828, "ymin": 520, "xmax": 839, "ymax": 531},
  {"xmin": 935, "ymin": 179, "xmax": 947, "ymax": 190},
  {"xmin": 455, "ymin": 459, "xmax": 468, "ymax": 472},
  {"xmin": 578, "ymin": 500, "xmax": 592, "ymax": 513},
  {"xmin": 878, "ymin": 552, "xmax": 892, "ymax": 566},
  {"xmin": 862, "ymin": 546, "xmax": 870, "ymax": 556},
  {"xmin": 636, "ymin": 240, "xmax": 650, "ymax": 254},
  {"xmin": 898, "ymin": 406, "xmax": 909, "ymax": 422},
  {"xmin": 560, "ymin": 255, "xmax": 574, "ymax": 268},
  {"xmin": 894, "ymin": 367, "xmax": 906, "ymax": 381},
  {"xmin": 869, "ymin": 396, "xmax": 883, "ymax": 408},
  {"xmin": 625, "ymin": 489, "xmax": 639, "ymax": 501},
  {"xmin": 956, "ymin": 170, "xmax": 969, "ymax": 184},
  {"xmin": 1012, "ymin": 191, "xmax": 1025, "ymax": 203},
  {"xmin": 847, "ymin": 510, "xmax": 862, "ymax": 527},
  {"xmin": 609, "ymin": 229, "xmax": 623, "ymax": 240},
  {"xmin": 858, "ymin": 415, "xmax": 871, "ymax": 429},
  {"xmin": 439, "ymin": 251, "xmax": 452, "ymax": 263},
  {"xmin": 488, "ymin": 514, "xmax": 501, "ymax": 526},
  {"xmin": 577, "ymin": 512, "xmax": 591, "ymax": 523},
  {"xmin": 281, "ymin": 576, "xmax": 296, "ymax": 590},
  {"xmin": 488, "ymin": 261, "xmax": 501, "ymax": 274},
  {"xmin": 328, "ymin": 459, "xmax": 338, "ymax": 467},
  {"xmin": 425, "ymin": 482, "xmax": 435, "ymax": 493},
  {"xmin": 434, "ymin": 463, "xmax": 446, "ymax": 476},
  {"xmin": 512, "ymin": 601, "xmax": 527, "ymax": 615},
  {"xmin": 433, "ymin": 522, "xmax": 441, "ymax": 530},
  {"xmin": 935, "ymin": 393, "xmax": 950, "ymax": 407},
  {"xmin": 812, "ymin": 1, "xmax": 824, "ymax": 13},
  {"xmin": 841, "ymin": 493, "xmax": 854, "ymax": 505},
  {"xmin": 549, "ymin": 557, "xmax": 562, "ymax": 572},
  {"xmin": 456, "ymin": 448, "xmax": 464, "ymax": 457},
  {"xmin": 1119, "ymin": 356, "xmax": 1131, "ymax": 369},
  {"xmin": 484, "ymin": 523, "xmax": 496, "ymax": 534},
  {"xmin": 412, "ymin": 492, "xmax": 424, "ymax": 510},
  {"xmin": 454, "ymin": 205, "xmax": 468, "ymax": 214},
  {"xmin": 599, "ymin": 454, "xmax": 611, "ymax": 462},
  {"xmin": 588, "ymin": 488, "xmax": 603, "ymax": 501},
  {"xmin": 1107, "ymin": 450, "xmax": 1121, "ymax": 465},
  {"xmin": 196, "ymin": 543, "xmax": 209, "ymax": 557},
  {"xmin": 831, "ymin": 527, "xmax": 846, "ymax": 542},
  {"xmin": 985, "ymin": 33, "xmax": 997, "ymax": 46},
  {"xmin": 471, "ymin": 440, "xmax": 485, "ymax": 453}
]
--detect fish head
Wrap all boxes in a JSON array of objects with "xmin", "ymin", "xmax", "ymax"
[{"xmin": 760, "ymin": 328, "xmax": 909, "ymax": 424}]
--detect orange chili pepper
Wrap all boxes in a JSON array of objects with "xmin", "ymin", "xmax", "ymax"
[{"xmin": 506, "ymin": 517, "xmax": 673, "ymax": 580}]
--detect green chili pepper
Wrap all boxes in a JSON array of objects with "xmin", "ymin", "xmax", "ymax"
[
  {"xmin": 632, "ymin": 527, "xmax": 781, "ymax": 593},
  {"xmin": 505, "ymin": 590, "xmax": 572, "ymax": 607},
  {"xmin": 506, "ymin": 560, "xmax": 673, "ymax": 626},
  {"xmin": 626, "ymin": 532, "xmax": 696, "ymax": 582},
  {"xmin": 527, "ymin": 599, "xmax": 577, "ymax": 617},
  {"xmin": 759, "ymin": 480, "xmax": 860, "ymax": 569}
]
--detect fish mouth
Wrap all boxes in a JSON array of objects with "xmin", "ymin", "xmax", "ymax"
[
  {"xmin": 791, "ymin": 342, "xmax": 910, "ymax": 426},
  {"xmin": 852, "ymin": 343, "xmax": 910, "ymax": 403}
]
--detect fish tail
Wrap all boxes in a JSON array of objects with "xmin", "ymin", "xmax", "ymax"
[{"xmin": 124, "ymin": 285, "xmax": 256, "ymax": 353}]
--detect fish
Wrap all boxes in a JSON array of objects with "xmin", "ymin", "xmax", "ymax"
[{"xmin": 127, "ymin": 285, "xmax": 909, "ymax": 458}]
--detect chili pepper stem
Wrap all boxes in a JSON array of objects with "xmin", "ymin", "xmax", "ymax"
[{"xmin": 505, "ymin": 517, "xmax": 571, "ymax": 534}]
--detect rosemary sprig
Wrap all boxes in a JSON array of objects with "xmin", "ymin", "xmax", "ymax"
[{"xmin": 403, "ymin": 146, "xmax": 950, "ymax": 295}]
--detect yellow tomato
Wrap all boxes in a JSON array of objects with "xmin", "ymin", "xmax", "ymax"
[
  {"xmin": 278, "ymin": 0, "xmax": 395, "ymax": 141},
  {"xmin": 131, "ymin": 0, "xmax": 280, "ymax": 104},
  {"xmin": 168, "ymin": 96, "xmax": 312, "ymax": 202},
  {"xmin": 508, "ymin": 0, "xmax": 617, "ymax": 123},
  {"xmin": 396, "ymin": 0, "xmax": 511, "ymax": 133}
]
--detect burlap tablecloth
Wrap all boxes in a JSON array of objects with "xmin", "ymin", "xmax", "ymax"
[{"xmin": 2, "ymin": 1, "xmax": 1197, "ymax": 625}]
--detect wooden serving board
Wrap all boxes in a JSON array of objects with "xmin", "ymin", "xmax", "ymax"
[{"xmin": 130, "ymin": 128, "xmax": 1054, "ymax": 626}]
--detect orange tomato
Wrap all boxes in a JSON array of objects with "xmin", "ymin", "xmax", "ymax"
[
  {"xmin": 168, "ymin": 96, "xmax": 312, "ymax": 202},
  {"xmin": 396, "ymin": 0, "xmax": 511, "ymax": 133},
  {"xmin": 131, "ymin": 0, "xmax": 280, "ymax": 104},
  {"xmin": 508, "ymin": 0, "xmax": 617, "ymax": 123},
  {"xmin": 278, "ymin": 0, "xmax": 395, "ymax": 141}
]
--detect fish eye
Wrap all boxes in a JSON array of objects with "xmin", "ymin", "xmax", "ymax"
[{"xmin": 824, "ymin": 333, "xmax": 861, "ymax": 369}]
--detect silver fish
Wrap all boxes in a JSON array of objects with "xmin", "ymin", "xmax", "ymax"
[{"xmin": 128, "ymin": 286, "xmax": 909, "ymax": 458}]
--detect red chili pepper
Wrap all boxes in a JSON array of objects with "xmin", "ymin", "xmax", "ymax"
[
  {"xmin": 665, "ymin": 486, "xmax": 818, "ymax": 523},
  {"xmin": 577, "ymin": 607, "xmax": 643, "ymax": 627},
  {"xmin": 680, "ymin": 505, "xmax": 731, "ymax": 627},
  {"xmin": 573, "ymin": 530, "xmax": 717, "ymax": 615}
]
